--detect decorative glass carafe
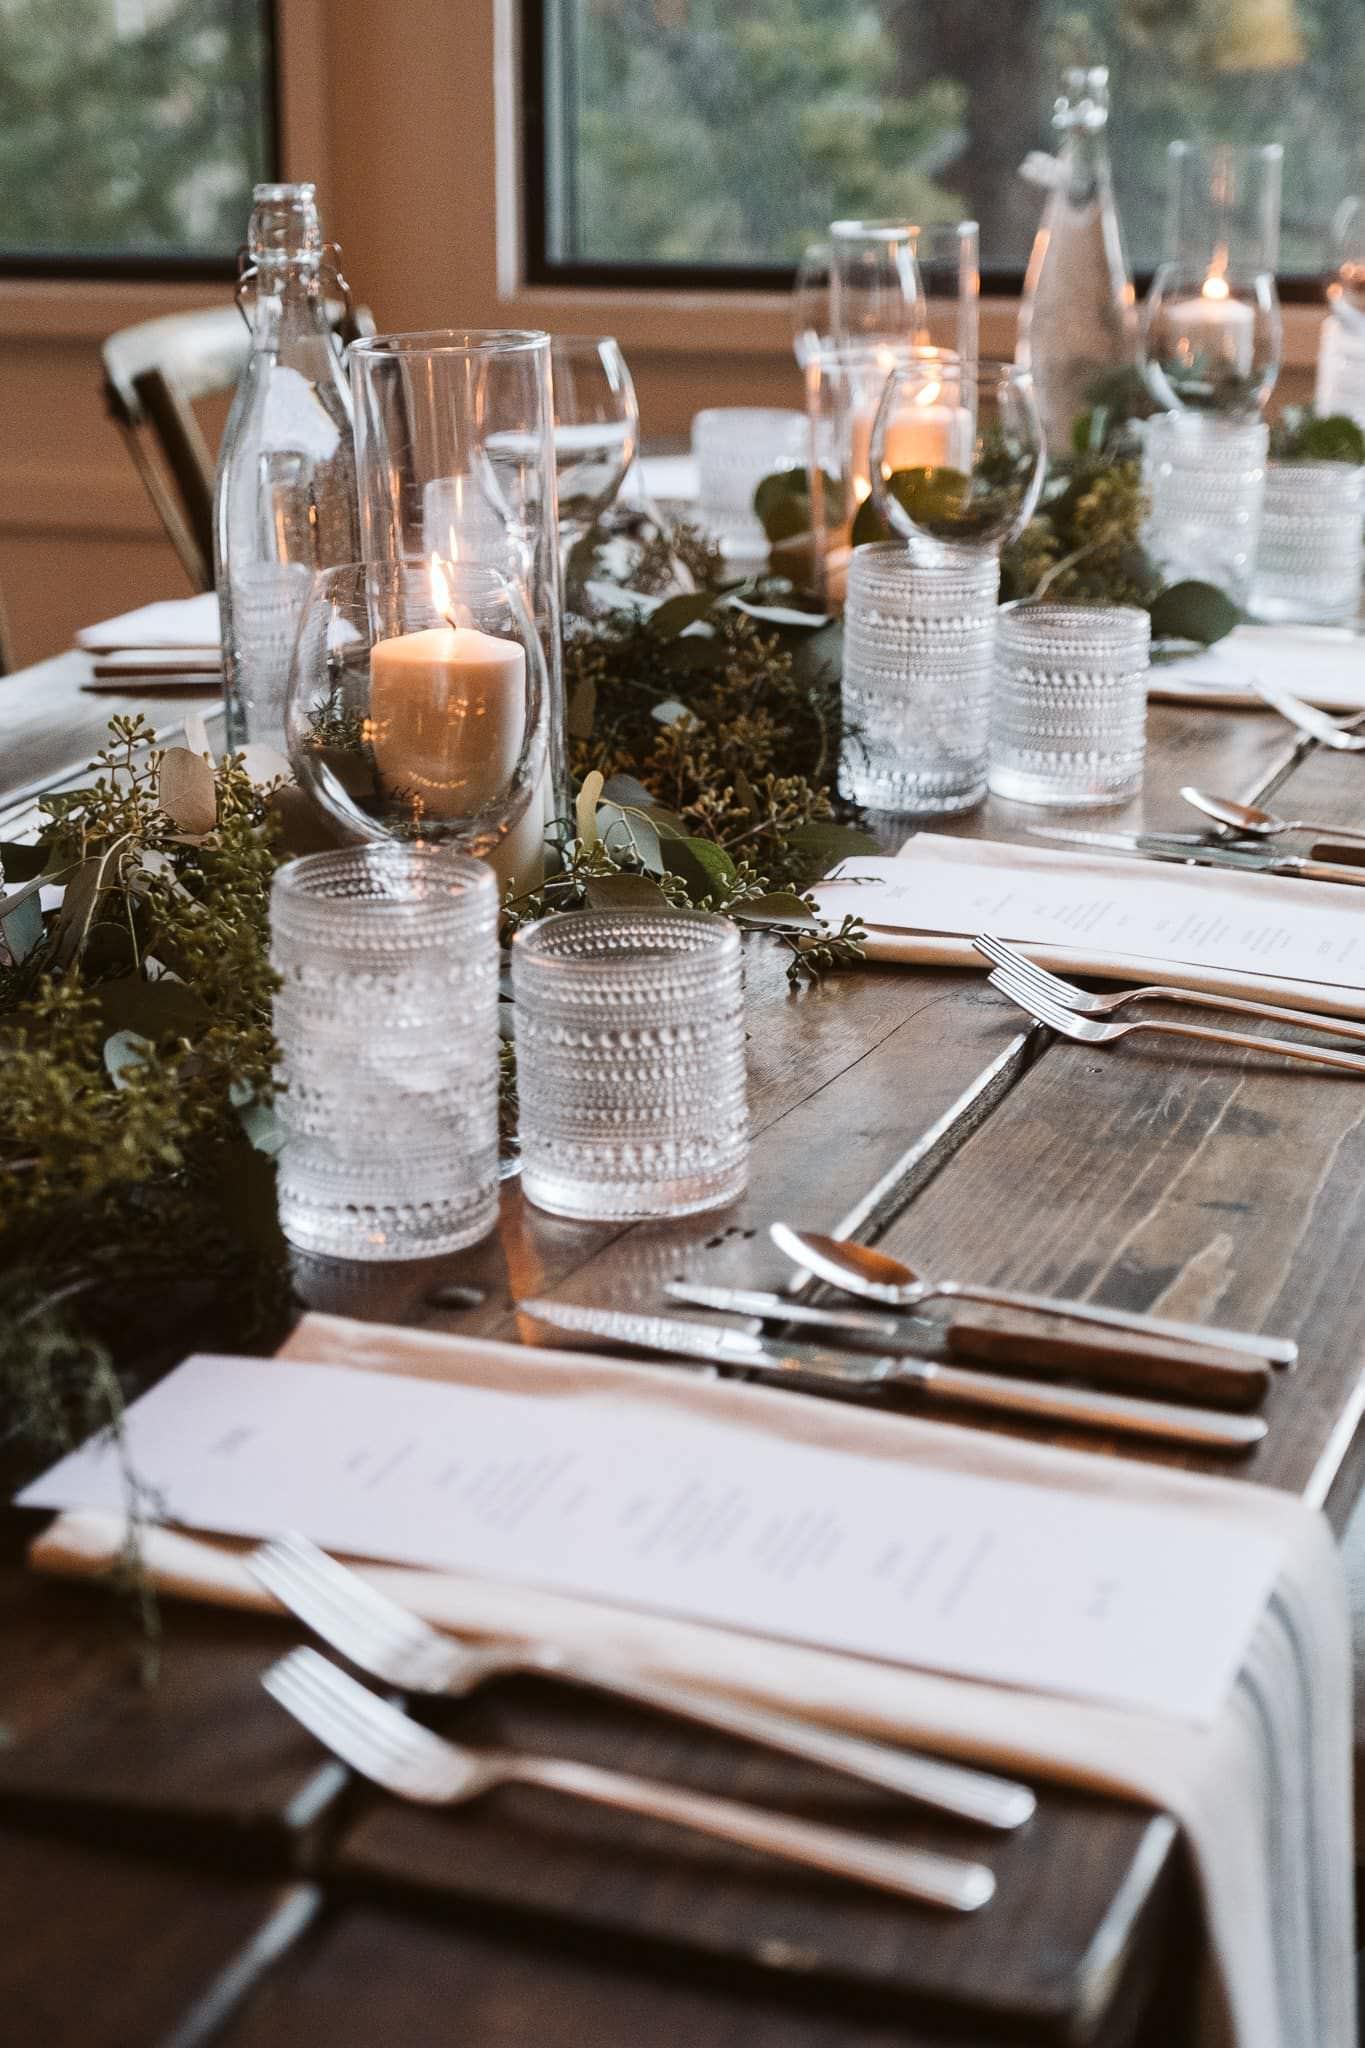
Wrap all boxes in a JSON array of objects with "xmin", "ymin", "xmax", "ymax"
[
  {"xmin": 214, "ymin": 182, "xmax": 360, "ymax": 750},
  {"xmin": 1016, "ymin": 67, "xmax": 1138, "ymax": 455}
]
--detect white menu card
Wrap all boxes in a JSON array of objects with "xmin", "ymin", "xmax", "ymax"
[
  {"xmin": 18, "ymin": 1353, "xmax": 1280, "ymax": 1725},
  {"xmin": 814, "ymin": 835, "xmax": 1365, "ymax": 992}
]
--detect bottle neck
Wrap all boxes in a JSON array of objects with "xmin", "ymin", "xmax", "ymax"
[
  {"xmin": 1057, "ymin": 115, "xmax": 1112, "ymax": 209},
  {"xmin": 245, "ymin": 258, "xmax": 331, "ymax": 350}
]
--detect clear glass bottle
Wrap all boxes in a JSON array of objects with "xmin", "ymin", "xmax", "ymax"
[
  {"xmin": 214, "ymin": 182, "xmax": 359, "ymax": 751},
  {"xmin": 1015, "ymin": 67, "xmax": 1138, "ymax": 457}
]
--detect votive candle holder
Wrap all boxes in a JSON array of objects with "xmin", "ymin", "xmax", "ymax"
[
  {"xmin": 1250, "ymin": 461, "xmax": 1364, "ymax": 625},
  {"xmin": 989, "ymin": 603, "xmax": 1151, "ymax": 807}
]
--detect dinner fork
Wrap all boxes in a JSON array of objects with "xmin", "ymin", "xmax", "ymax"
[
  {"xmin": 263, "ymin": 1647, "xmax": 997, "ymax": 1911},
  {"xmin": 1250, "ymin": 679, "xmax": 1365, "ymax": 751},
  {"xmin": 973, "ymin": 934, "xmax": 1365, "ymax": 1045},
  {"xmin": 988, "ymin": 972, "xmax": 1365, "ymax": 1074},
  {"xmin": 249, "ymin": 1532, "xmax": 1034, "ymax": 1829}
]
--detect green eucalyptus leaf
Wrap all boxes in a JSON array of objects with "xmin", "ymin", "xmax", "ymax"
[
  {"xmin": 574, "ymin": 769, "xmax": 605, "ymax": 850},
  {"xmin": 103, "ymin": 1029, "xmax": 154, "ymax": 1090},
  {"xmin": 785, "ymin": 820, "xmax": 881, "ymax": 875},
  {"xmin": 657, "ymin": 635, "xmax": 730, "ymax": 673},
  {"xmin": 566, "ymin": 675, "xmax": 597, "ymax": 740},
  {"xmin": 600, "ymin": 773, "xmax": 660, "ymax": 809},
  {"xmin": 1149, "ymin": 580, "xmax": 1240, "ymax": 647},
  {"xmin": 850, "ymin": 495, "xmax": 894, "ymax": 546},
  {"xmin": 95, "ymin": 974, "xmax": 211, "ymax": 1042},
  {"xmin": 237, "ymin": 1097, "xmax": 286, "ymax": 1157},
  {"xmin": 597, "ymin": 802, "xmax": 665, "ymax": 873},
  {"xmin": 661, "ymin": 835, "xmax": 736, "ymax": 902},
  {"xmin": 648, "ymin": 592, "xmax": 719, "ymax": 639},
  {"xmin": 0, "ymin": 888, "xmax": 44, "ymax": 965},
  {"xmin": 731, "ymin": 891, "xmax": 820, "ymax": 929},
  {"xmin": 0, "ymin": 841, "xmax": 57, "ymax": 885},
  {"xmin": 583, "ymin": 872, "xmax": 671, "ymax": 910}
]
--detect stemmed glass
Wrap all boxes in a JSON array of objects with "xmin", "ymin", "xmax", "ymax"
[
  {"xmin": 549, "ymin": 335, "xmax": 640, "ymax": 547},
  {"xmin": 792, "ymin": 242, "xmax": 833, "ymax": 366},
  {"xmin": 869, "ymin": 358, "xmax": 1046, "ymax": 558},
  {"xmin": 284, "ymin": 558, "xmax": 547, "ymax": 875},
  {"xmin": 829, "ymin": 219, "xmax": 926, "ymax": 347}
]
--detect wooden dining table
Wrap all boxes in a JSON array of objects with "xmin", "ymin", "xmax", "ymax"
[{"xmin": 3, "ymin": 643, "xmax": 1364, "ymax": 2048}]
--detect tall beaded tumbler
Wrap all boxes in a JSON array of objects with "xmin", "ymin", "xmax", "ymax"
[
  {"xmin": 271, "ymin": 847, "xmax": 501, "ymax": 1260},
  {"xmin": 348, "ymin": 331, "xmax": 564, "ymax": 887},
  {"xmin": 512, "ymin": 910, "xmax": 748, "ymax": 1222}
]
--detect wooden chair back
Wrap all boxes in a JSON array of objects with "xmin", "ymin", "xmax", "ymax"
[{"xmin": 102, "ymin": 300, "xmax": 375, "ymax": 591}]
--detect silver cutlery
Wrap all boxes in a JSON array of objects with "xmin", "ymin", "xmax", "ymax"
[
  {"xmin": 1180, "ymin": 785, "xmax": 1365, "ymax": 846},
  {"xmin": 973, "ymin": 932, "xmax": 1365, "ymax": 1047},
  {"xmin": 989, "ymin": 974, "xmax": 1365, "ymax": 1078},
  {"xmin": 666, "ymin": 1277, "xmax": 1270, "ymax": 1405},
  {"xmin": 249, "ymin": 1533, "xmax": 1034, "ymax": 1830},
  {"xmin": 1027, "ymin": 825, "xmax": 1365, "ymax": 886},
  {"xmin": 769, "ymin": 1226, "xmax": 1297, "ymax": 1368},
  {"xmin": 519, "ymin": 1299, "xmax": 1268, "ymax": 1452},
  {"xmin": 665, "ymin": 1280, "xmax": 914, "ymax": 1342},
  {"xmin": 263, "ymin": 1646, "xmax": 998, "ymax": 1911},
  {"xmin": 1249, "ymin": 678, "xmax": 1365, "ymax": 751}
]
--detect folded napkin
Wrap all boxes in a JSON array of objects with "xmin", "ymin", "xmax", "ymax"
[
  {"xmin": 1151, "ymin": 624, "xmax": 1365, "ymax": 710},
  {"xmin": 811, "ymin": 834, "xmax": 1365, "ymax": 1019},
  {"xmin": 29, "ymin": 1310, "xmax": 1353, "ymax": 2048},
  {"xmin": 76, "ymin": 592, "xmax": 221, "ymax": 655}
]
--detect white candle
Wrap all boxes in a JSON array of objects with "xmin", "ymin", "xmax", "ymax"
[
  {"xmin": 1166, "ymin": 276, "xmax": 1255, "ymax": 377},
  {"xmin": 849, "ymin": 401, "xmax": 972, "ymax": 502},
  {"xmin": 369, "ymin": 623, "xmax": 545, "ymax": 897}
]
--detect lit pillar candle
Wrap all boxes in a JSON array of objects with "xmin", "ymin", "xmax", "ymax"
[
  {"xmin": 368, "ymin": 624, "xmax": 545, "ymax": 898},
  {"xmin": 848, "ymin": 399, "xmax": 973, "ymax": 503},
  {"xmin": 1167, "ymin": 271, "xmax": 1256, "ymax": 377}
]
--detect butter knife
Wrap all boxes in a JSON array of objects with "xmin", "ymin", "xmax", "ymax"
[
  {"xmin": 1028, "ymin": 827, "xmax": 1365, "ymax": 886},
  {"xmin": 518, "ymin": 1301, "xmax": 1268, "ymax": 1453}
]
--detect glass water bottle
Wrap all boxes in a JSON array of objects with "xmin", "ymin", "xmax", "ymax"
[
  {"xmin": 214, "ymin": 182, "xmax": 359, "ymax": 751},
  {"xmin": 1016, "ymin": 67, "xmax": 1138, "ymax": 457}
]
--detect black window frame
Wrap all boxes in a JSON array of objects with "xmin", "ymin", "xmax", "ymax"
[
  {"xmin": 0, "ymin": 0, "xmax": 281, "ymax": 284},
  {"xmin": 521, "ymin": 0, "xmax": 1324, "ymax": 306}
]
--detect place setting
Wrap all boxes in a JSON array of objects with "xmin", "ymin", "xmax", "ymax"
[{"xmin": 7, "ymin": 33, "xmax": 1365, "ymax": 2048}]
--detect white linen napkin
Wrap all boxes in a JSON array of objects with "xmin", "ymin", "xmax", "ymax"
[
  {"xmin": 28, "ymin": 1310, "xmax": 1353, "ymax": 2048},
  {"xmin": 76, "ymin": 593, "xmax": 221, "ymax": 655},
  {"xmin": 1151, "ymin": 624, "xmax": 1365, "ymax": 710},
  {"xmin": 811, "ymin": 834, "xmax": 1365, "ymax": 1019}
]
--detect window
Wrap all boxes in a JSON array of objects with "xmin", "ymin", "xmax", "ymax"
[
  {"xmin": 526, "ymin": 0, "xmax": 1365, "ymax": 289},
  {"xmin": 0, "ymin": 0, "xmax": 275, "ymax": 274}
]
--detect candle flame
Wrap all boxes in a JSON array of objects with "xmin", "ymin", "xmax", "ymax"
[
  {"xmin": 915, "ymin": 379, "xmax": 943, "ymax": 407},
  {"xmin": 429, "ymin": 553, "xmax": 451, "ymax": 616},
  {"xmin": 1201, "ymin": 247, "xmax": 1232, "ymax": 301}
]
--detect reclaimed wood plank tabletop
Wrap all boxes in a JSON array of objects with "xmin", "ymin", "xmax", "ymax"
[{"xmin": 2, "ymin": 676, "xmax": 1361, "ymax": 2048}]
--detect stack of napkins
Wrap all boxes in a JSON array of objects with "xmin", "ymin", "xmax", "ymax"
[
  {"xmin": 1150, "ymin": 623, "xmax": 1365, "ymax": 710},
  {"xmin": 76, "ymin": 592, "xmax": 221, "ymax": 690}
]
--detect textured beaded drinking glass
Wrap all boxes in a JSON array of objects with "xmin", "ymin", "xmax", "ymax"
[
  {"xmin": 1143, "ymin": 411, "xmax": 1268, "ymax": 606},
  {"xmin": 1250, "ymin": 462, "xmax": 1365, "ymax": 625},
  {"xmin": 512, "ymin": 909, "xmax": 748, "ymax": 1221},
  {"xmin": 691, "ymin": 407, "xmax": 806, "ymax": 554},
  {"xmin": 838, "ymin": 544, "xmax": 999, "ymax": 814},
  {"xmin": 271, "ymin": 846, "xmax": 500, "ymax": 1261},
  {"xmin": 989, "ymin": 604, "xmax": 1151, "ymax": 807}
]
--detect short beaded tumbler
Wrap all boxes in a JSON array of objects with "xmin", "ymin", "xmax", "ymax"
[
  {"xmin": 1250, "ymin": 462, "xmax": 1365, "ymax": 625},
  {"xmin": 989, "ymin": 603, "xmax": 1151, "ymax": 807},
  {"xmin": 271, "ymin": 845, "xmax": 500, "ymax": 1260},
  {"xmin": 838, "ymin": 544, "xmax": 999, "ymax": 813},
  {"xmin": 512, "ymin": 909, "xmax": 748, "ymax": 1221}
]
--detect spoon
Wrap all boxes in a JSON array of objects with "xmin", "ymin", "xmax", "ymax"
[
  {"xmin": 1180, "ymin": 785, "xmax": 1365, "ymax": 845},
  {"xmin": 769, "ymin": 1225, "xmax": 1297, "ymax": 1367}
]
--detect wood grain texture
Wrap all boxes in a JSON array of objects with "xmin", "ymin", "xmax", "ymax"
[
  {"xmin": 212, "ymin": 1895, "xmax": 1196, "ymax": 2048},
  {"xmin": 0, "ymin": 1826, "xmax": 310, "ymax": 2048},
  {"xmin": 0, "ymin": 1567, "xmax": 340, "ymax": 1866}
]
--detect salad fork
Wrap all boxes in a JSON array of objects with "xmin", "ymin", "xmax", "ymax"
[
  {"xmin": 1250, "ymin": 679, "xmax": 1365, "ymax": 751},
  {"xmin": 988, "ymin": 971, "xmax": 1365, "ymax": 1075},
  {"xmin": 973, "ymin": 935, "xmax": 1365, "ymax": 1045},
  {"xmin": 249, "ymin": 1532, "xmax": 1035, "ymax": 1828},
  {"xmin": 263, "ymin": 1647, "xmax": 998, "ymax": 1910}
]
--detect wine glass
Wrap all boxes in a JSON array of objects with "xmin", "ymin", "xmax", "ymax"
[
  {"xmin": 285, "ymin": 558, "xmax": 547, "ymax": 861},
  {"xmin": 829, "ymin": 220, "xmax": 926, "ymax": 348},
  {"xmin": 1328, "ymin": 196, "xmax": 1365, "ymax": 338},
  {"xmin": 792, "ymin": 241, "xmax": 832, "ymax": 366},
  {"xmin": 1143, "ymin": 261, "xmax": 1281, "ymax": 415},
  {"xmin": 869, "ymin": 357, "xmax": 1046, "ymax": 556},
  {"xmin": 549, "ymin": 335, "xmax": 640, "ymax": 545}
]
